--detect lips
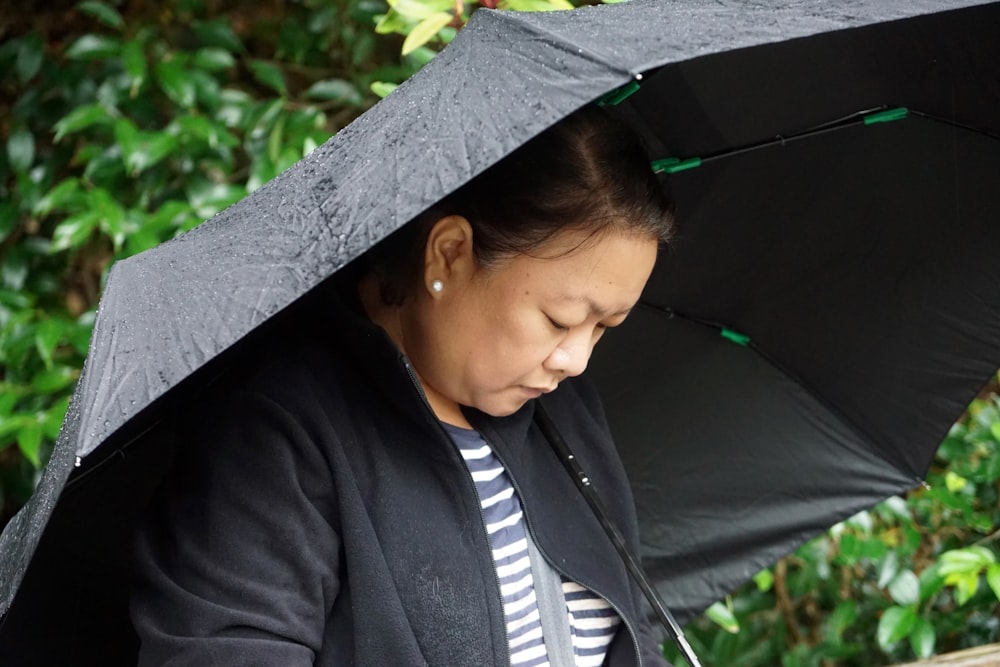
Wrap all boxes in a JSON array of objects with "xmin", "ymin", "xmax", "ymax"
[{"xmin": 521, "ymin": 384, "xmax": 557, "ymax": 398}]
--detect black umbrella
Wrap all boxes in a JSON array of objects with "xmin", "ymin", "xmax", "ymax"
[{"xmin": 2, "ymin": 0, "xmax": 999, "ymax": 663}]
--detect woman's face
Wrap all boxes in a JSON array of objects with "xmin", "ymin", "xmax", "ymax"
[{"xmin": 400, "ymin": 218, "xmax": 658, "ymax": 425}]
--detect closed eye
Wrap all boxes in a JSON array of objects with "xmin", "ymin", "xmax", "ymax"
[{"xmin": 546, "ymin": 314, "xmax": 569, "ymax": 331}]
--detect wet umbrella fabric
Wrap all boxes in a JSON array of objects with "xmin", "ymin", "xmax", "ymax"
[{"xmin": 2, "ymin": 0, "xmax": 999, "ymax": 661}]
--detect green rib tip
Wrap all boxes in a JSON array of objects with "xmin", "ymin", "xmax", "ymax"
[
  {"xmin": 720, "ymin": 328, "xmax": 751, "ymax": 346},
  {"xmin": 651, "ymin": 157, "xmax": 702, "ymax": 174},
  {"xmin": 598, "ymin": 80, "xmax": 640, "ymax": 106},
  {"xmin": 864, "ymin": 107, "xmax": 909, "ymax": 125}
]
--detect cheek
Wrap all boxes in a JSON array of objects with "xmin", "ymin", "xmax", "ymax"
[{"xmin": 468, "ymin": 319, "xmax": 552, "ymax": 380}]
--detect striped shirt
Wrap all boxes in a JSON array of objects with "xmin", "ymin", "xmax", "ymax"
[{"xmin": 444, "ymin": 423, "xmax": 621, "ymax": 666}]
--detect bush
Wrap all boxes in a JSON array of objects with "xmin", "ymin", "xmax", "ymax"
[
  {"xmin": 0, "ymin": 0, "xmax": 409, "ymax": 519},
  {"xmin": 664, "ymin": 379, "xmax": 1000, "ymax": 667}
]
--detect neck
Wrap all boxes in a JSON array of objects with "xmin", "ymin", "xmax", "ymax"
[{"xmin": 357, "ymin": 276, "xmax": 472, "ymax": 429}]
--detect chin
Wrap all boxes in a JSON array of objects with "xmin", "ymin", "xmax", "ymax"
[{"xmin": 475, "ymin": 397, "xmax": 529, "ymax": 418}]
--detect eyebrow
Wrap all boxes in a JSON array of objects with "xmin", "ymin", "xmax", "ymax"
[{"xmin": 561, "ymin": 294, "xmax": 633, "ymax": 318}]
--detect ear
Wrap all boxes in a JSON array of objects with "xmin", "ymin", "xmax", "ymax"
[{"xmin": 423, "ymin": 215, "xmax": 475, "ymax": 295}]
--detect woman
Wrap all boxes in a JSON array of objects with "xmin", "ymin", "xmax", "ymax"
[{"xmin": 131, "ymin": 105, "xmax": 676, "ymax": 666}]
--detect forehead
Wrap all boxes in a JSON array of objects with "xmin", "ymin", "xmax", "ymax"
[{"xmin": 497, "ymin": 232, "xmax": 658, "ymax": 306}]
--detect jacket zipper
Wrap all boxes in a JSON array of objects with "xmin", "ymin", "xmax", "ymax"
[
  {"xmin": 400, "ymin": 357, "xmax": 642, "ymax": 666},
  {"xmin": 487, "ymin": 429, "xmax": 645, "ymax": 667},
  {"xmin": 401, "ymin": 359, "xmax": 513, "ymax": 667}
]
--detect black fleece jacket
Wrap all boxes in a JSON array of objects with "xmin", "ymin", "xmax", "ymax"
[{"xmin": 130, "ymin": 292, "xmax": 670, "ymax": 666}]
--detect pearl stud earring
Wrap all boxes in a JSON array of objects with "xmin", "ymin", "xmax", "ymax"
[{"xmin": 431, "ymin": 279, "xmax": 444, "ymax": 293}]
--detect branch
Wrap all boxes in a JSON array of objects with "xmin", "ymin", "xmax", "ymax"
[{"xmin": 774, "ymin": 559, "xmax": 802, "ymax": 648}]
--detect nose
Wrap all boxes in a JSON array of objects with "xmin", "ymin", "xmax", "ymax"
[{"xmin": 544, "ymin": 336, "xmax": 593, "ymax": 378}]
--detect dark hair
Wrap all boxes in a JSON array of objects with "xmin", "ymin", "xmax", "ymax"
[{"xmin": 366, "ymin": 104, "xmax": 675, "ymax": 305}]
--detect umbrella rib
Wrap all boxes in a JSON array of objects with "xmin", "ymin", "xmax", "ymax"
[
  {"xmin": 652, "ymin": 106, "xmax": 1000, "ymax": 173},
  {"xmin": 63, "ymin": 417, "xmax": 164, "ymax": 490},
  {"xmin": 635, "ymin": 300, "xmax": 924, "ymax": 482},
  {"xmin": 909, "ymin": 109, "xmax": 1000, "ymax": 143}
]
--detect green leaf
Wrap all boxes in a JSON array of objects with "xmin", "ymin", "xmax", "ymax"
[
  {"xmin": 35, "ymin": 318, "xmax": 64, "ymax": 369},
  {"xmin": 401, "ymin": 11, "xmax": 452, "ymax": 56},
  {"xmin": 918, "ymin": 561, "xmax": 946, "ymax": 603},
  {"xmin": 2, "ymin": 251, "xmax": 28, "ymax": 290},
  {"xmin": 192, "ymin": 47, "xmax": 236, "ymax": 71},
  {"xmin": 880, "ymin": 495, "xmax": 911, "ymax": 521},
  {"xmin": 16, "ymin": 35, "xmax": 44, "ymax": 83},
  {"xmin": 945, "ymin": 470, "xmax": 967, "ymax": 492},
  {"xmin": 17, "ymin": 420, "xmax": 43, "ymax": 468},
  {"xmin": 189, "ymin": 70, "xmax": 223, "ymax": 111},
  {"xmin": 77, "ymin": 1, "xmax": 124, "ymax": 29},
  {"xmin": 186, "ymin": 181, "xmax": 246, "ymax": 220},
  {"xmin": 192, "ymin": 19, "xmax": 245, "ymax": 53},
  {"xmin": 121, "ymin": 40, "xmax": 146, "ymax": 91},
  {"xmin": 952, "ymin": 572, "xmax": 979, "ymax": 606},
  {"xmin": 877, "ymin": 550, "xmax": 900, "ymax": 589},
  {"xmin": 827, "ymin": 600, "xmax": 857, "ymax": 643},
  {"xmin": 248, "ymin": 99, "xmax": 285, "ymax": 141},
  {"xmin": 129, "ymin": 133, "xmax": 178, "ymax": 175},
  {"xmin": 156, "ymin": 58, "xmax": 196, "ymax": 108},
  {"xmin": 275, "ymin": 145, "xmax": 299, "ymax": 175},
  {"xmin": 705, "ymin": 601, "xmax": 739, "ymax": 634},
  {"xmin": 0, "ymin": 414, "xmax": 28, "ymax": 442},
  {"xmin": 113, "ymin": 118, "xmax": 139, "ymax": 162},
  {"xmin": 302, "ymin": 136, "xmax": 318, "ymax": 157},
  {"xmin": 909, "ymin": 618, "xmax": 935, "ymax": 659},
  {"xmin": 386, "ymin": 0, "xmax": 453, "ymax": 20},
  {"xmin": 876, "ymin": 605, "xmax": 916, "ymax": 650},
  {"xmin": 247, "ymin": 153, "xmax": 276, "ymax": 193},
  {"xmin": 0, "ymin": 391, "xmax": 17, "ymax": 416},
  {"xmin": 845, "ymin": 510, "xmax": 873, "ymax": 534},
  {"xmin": 305, "ymin": 79, "xmax": 362, "ymax": 105},
  {"xmin": 504, "ymin": 0, "xmax": 573, "ymax": 9},
  {"xmin": 370, "ymin": 81, "xmax": 398, "ymax": 98},
  {"xmin": 53, "ymin": 104, "xmax": 113, "ymax": 141},
  {"xmin": 939, "ymin": 546, "xmax": 995, "ymax": 576},
  {"xmin": 752, "ymin": 568, "xmax": 774, "ymax": 592},
  {"xmin": 248, "ymin": 60, "xmax": 288, "ymax": 97},
  {"xmin": 69, "ymin": 311, "xmax": 96, "ymax": 355},
  {"xmin": 89, "ymin": 188, "xmax": 126, "ymax": 246},
  {"xmin": 888, "ymin": 570, "xmax": 920, "ymax": 606},
  {"xmin": 31, "ymin": 365, "xmax": 78, "ymax": 394},
  {"xmin": 64, "ymin": 34, "xmax": 121, "ymax": 60},
  {"xmin": 267, "ymin": 114, "xmax": 286, "ymax": 163},
  {"xmin": 0, "ymin": 287, "xmax": 34, "ymax": 309},
  {"xmin": 51, "ymin": 211, "xmax": 98, "ymax": 251},
  {"xmin": 43, "ymin": 397, "xmax": 71, "ymax": 439},
  {"xmin": 990, "ymin": 421, "xmax": 1000, "ymax": 443},
  {"xmin": 172, "ymin": 115, "xmax": 235, "ymax": 149},
  {"xmin": 374, "ymin": 9, "xmax": 411, "ymax": 36},
  {"xmin": 7, "ymin": 128, "xmax": 35, "ymax": 172},
  {"xmin": 985, "ymin": 563, "xmax": 1000, "ymax": 602}
]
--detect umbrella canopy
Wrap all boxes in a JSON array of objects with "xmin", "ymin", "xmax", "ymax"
[{"xmin": 1, "ymin": 0, "xmax": 998, "ymax": 657}]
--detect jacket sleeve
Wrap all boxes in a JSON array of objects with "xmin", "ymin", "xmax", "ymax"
[{"xmin": 130, "ymin": 389, "xmax": 341, "ymax": 666}]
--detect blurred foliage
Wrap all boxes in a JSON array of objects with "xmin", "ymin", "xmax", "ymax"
[
  {"xmin": 1, "ymin": 1, "xmax": 997, "ymax": 665},
  {"xmin": 0, "ymin": 0, "xmax": 408, "ymax": 521},
  {"xmin": 665, "ymin": 379, "xmax": 1000, "ymax": 667}
]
